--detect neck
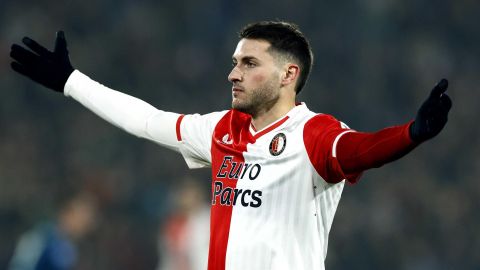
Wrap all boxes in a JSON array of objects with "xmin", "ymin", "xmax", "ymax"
[{"xmin": 251, "ymin": 99, "xmax": 296, "ymax": 131}]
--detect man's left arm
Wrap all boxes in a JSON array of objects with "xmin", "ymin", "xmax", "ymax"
[{"xmin": 336, "ymin": 79, "xmax": 452, "ymax": 175}]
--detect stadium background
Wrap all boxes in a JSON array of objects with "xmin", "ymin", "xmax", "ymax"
[{"xmin": 0, "ymin": 0, "xmax": 479, "ymax": 269}]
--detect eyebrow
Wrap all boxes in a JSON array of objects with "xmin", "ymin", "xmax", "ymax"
[{"xmin": 232, "ymin": 55, "xmax": 260, "ymax": 63}]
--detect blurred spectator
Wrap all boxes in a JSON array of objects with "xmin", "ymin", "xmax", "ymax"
[
  {"xmin": 8, "ymin": 192, "xmax": 98, "ymax": 270},
  {"xmin": 157, "ymin": 179, "xmax": 210, "ymax": 270}
]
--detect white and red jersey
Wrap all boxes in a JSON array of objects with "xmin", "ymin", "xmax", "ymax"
[
  {"xmin": 65, "ymin": 70, "xmax": 414, "ymax": 270},
  {"xmin": 177, "ymin": 104, "xmax": 359, "ymax": 270}
]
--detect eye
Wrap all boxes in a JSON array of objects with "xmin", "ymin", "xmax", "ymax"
[{"xmin": 246, "ymin": 61, "xmax": 256, "ymax": 68}]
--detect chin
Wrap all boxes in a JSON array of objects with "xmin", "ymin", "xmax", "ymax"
[
  {"xmin": 232, "ymin": 103, "xmax": 253, "ymax": 115},
  {"xmin": 232, "ymin": 99, "xmax": 242, "ymax": 110}
]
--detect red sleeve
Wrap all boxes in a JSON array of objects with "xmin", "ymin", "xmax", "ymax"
[
  {"xmin": 336, "ymin": 121, "xmax": 418, "ymax": 179},
  {"xmin": 304, "ymin": 114, "xmax": 360, "ymax": 184}
]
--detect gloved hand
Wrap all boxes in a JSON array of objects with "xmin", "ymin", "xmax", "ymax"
[
  {"xmin": 409, "ymin": 79, "xmax": 452, "ymax": 142},
  {"xmin": 10, "ymin": 31, "xmax": 74, "ymax": 92}
]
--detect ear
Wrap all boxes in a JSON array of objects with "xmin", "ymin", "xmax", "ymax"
[{"xmin": 281, "ymin": 64, "xmax": 300, "ymax": 87}]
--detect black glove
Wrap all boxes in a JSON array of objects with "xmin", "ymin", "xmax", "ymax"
[
  {"xmin": 409, "ymin": 79, "xmax": 452, "ymax": 142},
  {"xmin": 10, "ymin": 31, "xmax": 74, "ymax": 92}
]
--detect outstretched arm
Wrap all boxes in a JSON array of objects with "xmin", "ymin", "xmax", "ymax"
[
  {"xmin": 336, "ymin": 79, "xmax": 452, "ymax": 176},
  {"xmin": 64, "ymin": 71, "xmax": 181, "ymax": 150},
  {"xmin": 10, "ymin": 31, "xmax": 181, "ymax": 150}
]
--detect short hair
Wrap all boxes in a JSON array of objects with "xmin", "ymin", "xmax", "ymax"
[{"xmin": 239, "ymin": 21, "xmax": 314, "ymax": 94}]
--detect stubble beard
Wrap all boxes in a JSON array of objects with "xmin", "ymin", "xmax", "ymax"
[{"xmin": 232, "ymin": 79, "xmax": 279, "ymax": 117}]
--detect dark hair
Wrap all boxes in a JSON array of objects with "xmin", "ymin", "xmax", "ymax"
[{"xmin": 239, "ymin": 21, "xmax": 314, "ymax": 93}]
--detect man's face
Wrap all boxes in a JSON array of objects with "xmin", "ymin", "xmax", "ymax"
[{"xmin": 228, "ymin": 38, "xmax": 283, "ymax": 116}]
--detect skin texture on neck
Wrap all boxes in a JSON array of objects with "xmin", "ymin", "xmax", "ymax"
[
  {"xmin": 250, "ymin": 89, "xmax": 296, "ymax": 131},
  {"xmin": 228, "ymin": 39, "xmax": 299, "ymax": 131}
]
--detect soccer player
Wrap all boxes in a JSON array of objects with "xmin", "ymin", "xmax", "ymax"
[{"xmin": 10, "ymin": 21, "xmax": 451, "ymax": 270}]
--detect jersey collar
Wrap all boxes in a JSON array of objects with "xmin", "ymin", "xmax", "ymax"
[{"xmin": 249, "ymin": 102, "xmax": 307, "ymax": 139}]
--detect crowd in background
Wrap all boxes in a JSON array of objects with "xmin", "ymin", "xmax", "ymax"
[{"xmin": 0, "ymin": 0, "xmax": 479, "ymax": 269}]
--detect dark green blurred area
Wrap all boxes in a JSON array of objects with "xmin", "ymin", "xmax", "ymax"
[{"xmin": 0, "ymin": 0, "xmax": 479, "ymax": 269}]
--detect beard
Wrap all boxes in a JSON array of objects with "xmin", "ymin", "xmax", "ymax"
[{"xmin": 232, "ymin": 77, "xmax": 280, "ymax": 117}]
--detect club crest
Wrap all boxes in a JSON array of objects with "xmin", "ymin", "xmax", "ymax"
[{"xmin": 269, "ymin": 133, "xmax": 286, "ymax": 156}]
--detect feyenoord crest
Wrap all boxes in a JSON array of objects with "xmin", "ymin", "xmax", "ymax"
[{"xmin": 269, "ymin": 133, "xmax": 286, "ymax": 156}]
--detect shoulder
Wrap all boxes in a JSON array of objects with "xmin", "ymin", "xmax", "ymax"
[
  {"xmin": 302, "ymin": 113, "xmax": 351, "ymax": 154},
  {"xmin": 304, "ymin": 113, "xmax": 345, "ymax": 134},
  {"xmin": 180, "ymin": 110, "xmax": 230, "ymax": 131}
]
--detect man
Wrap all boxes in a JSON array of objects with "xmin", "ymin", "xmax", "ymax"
[
  {"xmin": 10, "ymin": 21, "xmax": 451, "ymax": 270},
  {"xmin": 8, "ymin": 192, "xmax": 98, "ymax": 270}
]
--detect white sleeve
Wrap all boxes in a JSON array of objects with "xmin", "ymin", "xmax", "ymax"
[
  {"xmin": 64, "ymin": 70, "xmax": 181, "ymax": 151},
  {"xmin": 177, "ymin": 111, "xmax": 228, "ymax": 169}
]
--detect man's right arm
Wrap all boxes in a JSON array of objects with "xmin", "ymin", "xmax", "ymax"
[
  {"xmin": 64, "ymin": 70, "xmax": 181, "ymax": 150},
  {"xmin": 10, "ymin": 31, "xmax": 181, "ymax": 151}
]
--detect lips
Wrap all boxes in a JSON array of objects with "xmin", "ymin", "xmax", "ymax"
[
  {"xmin": 232, "ymin": 86, "xmax": 244, "ymax": 98},
  {"xmin": 232, "ymin": 86, "xmax": 244, "ymax": 92}
]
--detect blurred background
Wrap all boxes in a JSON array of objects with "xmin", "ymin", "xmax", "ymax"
[{"xmin": 0, "ymin": 0, "xmax": 479, "ymax": 269}]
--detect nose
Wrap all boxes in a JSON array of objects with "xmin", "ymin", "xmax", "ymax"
[{"xmin": 228, "ymin": 66, "xmax": 242, "ymax": 83}]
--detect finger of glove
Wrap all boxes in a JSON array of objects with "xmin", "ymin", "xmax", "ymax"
[
  {"xmin": 432, "ymin": 114, "xmax": 448, "ymax": 132},
  {"xmin": 439, "ymin": 94, "xmax": 452, "ymax": 112},
  {"xmin": 11, "ymin": 61, "xmax": 46, "ymax": 83},
  {"xmin": 430, "ymin": 78, "xmax": 449, "ymax": 99},
  {"xmin": 22, "ymin": 37, "xmax": 52, "ymax": 58},
  {"xmin": 11, "ymin": 61, "xmax": 36, "ymax": 78},
  {"xmin": 54, "ymin": 31, "xmax": 68, "ymax": 54},
  {"xmin": 10, "ymin": 44, "xmax": 42, "ymax": 66},
  {"xmin": 11, "ymin": 61, "xmax": 53, "ymax": 89}
]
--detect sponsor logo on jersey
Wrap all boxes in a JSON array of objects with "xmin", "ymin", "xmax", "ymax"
[
  {"xmin": 212, "ymin": 181, "xmax": 262, "ymax": 208},
  {"xmin": 213, "ymin": 156, "xmax": 263, "ymax": 208},
  {"xmin": 216, "ymin": 156, "xmax": 261, "ymax": 180},
  {"xmin": 269, "ymin": 133, "xmax": 286, "ymax": 156}
]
